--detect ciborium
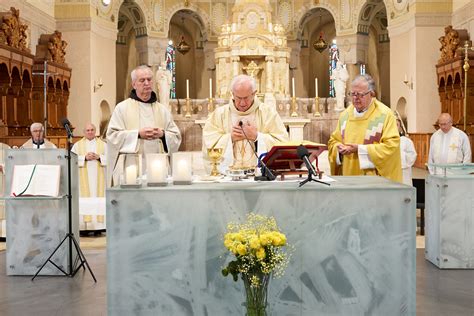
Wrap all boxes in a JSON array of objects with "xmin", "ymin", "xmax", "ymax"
[{"xmin": 207, "ymin": 147, "xmax": 223, "ymax": 176}]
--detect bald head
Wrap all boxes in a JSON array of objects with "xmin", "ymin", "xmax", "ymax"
[
  {"xmin": 84, "ymin": 123, "xmax": 97, "ymax": 140},
  {"xmin": 437, "ymin": 113, "xmax": 453, "ymax": 133}
]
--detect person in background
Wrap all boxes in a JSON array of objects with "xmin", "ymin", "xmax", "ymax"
[
  {"xmin": 397, "ymin": 119, "xmax": 417, "ymax": 185},
  {"xmin": 21, "ymin": 122, "xmax": 57, "ymax": 149},
  {"xmin": 428, "ymin": 112, "xmax": 471, "ymax": 174}
]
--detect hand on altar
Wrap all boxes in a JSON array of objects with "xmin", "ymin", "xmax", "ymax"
[
  {"xmin": 337, "ymin": 143, "xmax": 358, "ymax": 155},
  {"xmin": 139, "ymin": 127, "xmax": 164, "ymax": 140}
]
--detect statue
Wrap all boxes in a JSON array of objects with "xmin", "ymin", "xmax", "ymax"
[
  {"xmin": 156, "ymin": 61, "xmax": 172, "ymax": 109},
  {"xmin": 331, "ymin": 61, "xmax": 349, "ymax": 112}
]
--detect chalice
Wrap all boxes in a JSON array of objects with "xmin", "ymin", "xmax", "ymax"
[{"xmin": 207, "ymin": 147, "xmax": 223, "ymax": 176}]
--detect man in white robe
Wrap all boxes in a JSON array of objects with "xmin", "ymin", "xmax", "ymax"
[
  {"xmin": 21, "ymin": 122, "xmax": 57, "ymax": 149},
  {"xmin": 397, "ymin": 119, "xmax": 417, "ymax": 185},
  {"xmin": 71, "ymin": 123, "xmax": 106, "ymax": 231},
  {"xmin": 107, "ymin": 65, "xmax": 181, "ymax": 186},
  {"xmin": 202, "ymin": 74, "xmax": 289, "ymax": 173},
  {"xmin": 428, "ymin": 113, "xmax": 472, "ymax": 175}
]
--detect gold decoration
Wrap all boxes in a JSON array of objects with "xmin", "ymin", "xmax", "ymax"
[
  {"xmin": 83, "ymin": 215, "xmax": 92, "ymax": 223},
  {"xmin": 185, "ymin": 97, "xmax": 192, "ymax": 118},
  {"xmin": 177, "ymin": 35, "xmax": 191, "ymax": 55},
  {"xmin": 438, "ymin": 25, "xmax": 462, "ymax": 63},
  {"xmin": 290, "ymin": 96, "xmax": 298, "ymax": 117},
  {"xmin": 48, "ymin": 30, "xmax": 67, "ymax": 64},
  {"xmin": 313, "ymin": 97, "xmax": 321, "ymax": 117},
  {"xmin": 313, "ymin": 32, "xmax": 328, "ymax": 53},
  {"xmin": 0, "ymin": 7, "xmax": 29, "ymax": 52},
  {"xmin": 97, "ymin": 215, "xmax": 105, "ymax": 223},
  {"xmin": 207, "ymin": 147, "xmax": 223, "ymax": 176}
]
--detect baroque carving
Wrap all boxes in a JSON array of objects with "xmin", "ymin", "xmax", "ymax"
[
  {"xmin": 0, "ymin": 7, "xmax": 29, "ymax": 52},
  {"xmin": 438, "ymin": 25, "xmax": 463, "ymax": 63},
  {"xmin": 48, "ymin": 31, "xmax": 68, "ymax": 64}
]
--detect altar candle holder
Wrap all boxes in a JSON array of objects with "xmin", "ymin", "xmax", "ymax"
[
  {"xmin": 208, "ymin": 97, "xmax": 214, "ymax": 115},
  {"xmin": 146, "ymin": 153, "xmax": 168, "ymax": 186},
  {"xmin": 172, "ymin": 152, "xmax": 193, "ymax": 185},
  {"xmin": 290, "ymin": 96, "xmax": 298, "ymax": 117},
  {"xmin": 185, "ymin": 98, "xmax": 192, "ymax": 118},
  {"xmin": 120, "ymin": 153, "xmax": 142, "ymax": 188},
  {"xmin": 313, "ymin": 97, "xmax": 321, "ymax": 117}
]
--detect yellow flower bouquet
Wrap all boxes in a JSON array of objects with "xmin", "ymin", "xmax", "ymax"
[{"xmin": 222, "ymin": 213, "xmax": 290, "ymax": 316}]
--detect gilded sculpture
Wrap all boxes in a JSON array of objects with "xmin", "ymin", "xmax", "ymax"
[
  {"xmin": 438, "ymin": 25, "xmax": 461, "ymax": 63},
  {"xmin": 0, "ymin": 7, "xmax": 29, "ymax": 52},
  {"xmin": 48, "ymin": 30, "xmax": 68, "ymax": 64}
]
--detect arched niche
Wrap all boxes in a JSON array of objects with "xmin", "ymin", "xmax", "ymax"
[
  {"xmin": 297, "ymin": 7, "xmax": 336, "ymax": 98},
  {"xmin": 116, "ymin": 0, "xmax": 148, "ymax": 104}
]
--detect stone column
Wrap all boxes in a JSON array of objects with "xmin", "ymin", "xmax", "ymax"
[
  {"xmin": 232, "ymin": 56, "xmax": 240, "ymax": 78},
  {"xmin": 265, "ymin": 56, "xmax": 274, "ymax": 93}
]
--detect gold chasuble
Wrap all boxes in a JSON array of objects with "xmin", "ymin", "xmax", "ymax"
[
  {"xmin": 75, "ymin": 138, "xmax": 106, "ymax": 197},
  {"xmin": 202, "ymin": 98, "xmax": 288, "ymax": 171},
  {"xmin": 328, "ymin": 99, "xmax": 402, "ymax": 183}
]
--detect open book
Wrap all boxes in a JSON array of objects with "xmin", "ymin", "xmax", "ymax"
[{"xmin": 10, "ymin": 164, "xmax": 61, "ymax": 197}]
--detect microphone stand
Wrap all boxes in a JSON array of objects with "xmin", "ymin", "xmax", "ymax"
[
  {"xmin": 298, "ymin": 156, "xmax": 330, "ymax": 187},
  {"xmin": 32, "ymin": 127, "xmax": 96, "ymax": 282},
  {"xmin": 239, "ymin": 123, "xmax": 275, "ymax": 181}
]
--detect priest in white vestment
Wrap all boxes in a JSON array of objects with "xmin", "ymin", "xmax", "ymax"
[
  {"xmin": 21, "ymin": 122, "xmax": 57, "ymax": 149},
  {"xmin": 71, "ymin": 123, "xmax": 106, "ymax": 231},
  {"xmin": 428, "ymin": 113, "xmax": 472, "ymax": 175},
  {"xmin": 106, "ymin": 65, "xmax": 181, "ymax": 186},
  {"xmin": 202, "ymin": 74, "xmax": 289, "ymax": 173},
  {"xmin": 397, "ymin": 119, "xmax": 417, "ymax": 185}
]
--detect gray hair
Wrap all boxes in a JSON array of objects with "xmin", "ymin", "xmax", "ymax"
[
  {"xmin": 352, "ymin": 74, "xmax": 376, "ymax": 92},
  {"xmin": 131, "ymin": 65, "xmax": 153, "ymax": 82},
  {"xmin": 230, "ymin": 74, "xmax": 257, "ymax": 93},
  {"xmin": 30, "ymin": 122, "xmax": 44, "ymax": 132}
]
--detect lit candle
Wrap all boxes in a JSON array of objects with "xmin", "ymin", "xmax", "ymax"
[
  {"xmin": 186, "ymin": 79, "xmax": 189, "ymax": 99},
  {"xmin": 292, "ymin": 77, "xmax": 295, "ymax": 97},
  {"xmin": 150, "ymin": 159, "xmax": 164, "ymax": 183},
  {"xmin": 125, "ymin": 164, "xmax": 137, "ymax": 184},
  {"xmin": 176, "ymin": 159, "xmax": 190, "ymax": 181},
  {"xmin": 209, "ymin": 78, "xmax": 213, "ymax": 98},
  {"xmin": 315, "ymin": 78, "xmax": 318, "ymax": 98}
]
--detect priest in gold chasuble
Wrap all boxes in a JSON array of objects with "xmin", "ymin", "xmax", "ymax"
[
  {"xmin": 202, "ymin": 75, "xmax": 289, "ymax": 172},
  {"xmin": 328, "ymin": 75, "xmax": 402, "ymax": 183},
  {"xmin": 107, "ymin": 65, "xmax": 181, "ymax": 187}
]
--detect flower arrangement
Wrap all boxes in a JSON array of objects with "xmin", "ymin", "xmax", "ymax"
[{"xmin": 222, "ymin": 213, "xmax": 290, "ymax": 316}]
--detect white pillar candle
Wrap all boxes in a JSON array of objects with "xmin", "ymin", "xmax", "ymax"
[
  {"xmin": 186, "ymin": 79, "xmax": 189, "ymax": 99},
  {"xmin": 292, "ymin": 77, "xmax": 295, "ymax": 97},
  {"xmin": 315, "ymin": 78, "xmax": 318, "ymax": 98},
  {"xmin": 125, "ymin": 165, "xmax": 137, "ymax": 185},
  {"xmin": 209, "ymin": 78, "xmax": 212, "ymax": 98},
  {"xmin": 150, "ymin": 160, "xmax": 164, "ymax": 182},
  {"xmin": 176, "ymin": 159, "xmax": 190, "ymax": 181}
]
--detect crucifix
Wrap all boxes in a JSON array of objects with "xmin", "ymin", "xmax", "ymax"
[{"xmin": 32, "ymin": 60, "xmax": 56, "ymax": 136}]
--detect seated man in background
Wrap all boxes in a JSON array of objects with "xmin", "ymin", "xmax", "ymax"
[
  {"xmin": 202, "ymin": 74, "xmax": 289, "ymax": 172},
  {"xmin": 21, "ymin": 122, "xmax": 57, "ymax": 149},
  {"xmin": 72, "ymin": 123, "xmax": 106, "ymax": 233},
  {"xmin": 328, "ymin": 74, "xmax": 402, "ymax": 183},
  {"xmin": 428, "ymin": 112, "xmax": 472, "ymax": 175}
]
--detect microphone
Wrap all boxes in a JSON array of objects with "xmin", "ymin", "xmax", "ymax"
[
  {"xmin": 297, "ymin": 145, "xmax": 317, "ymax": 176},
  {"xmin": 61, "ymin": 117, "xmax": 73, "ymax": 138},
  {"xmin": 238, "ymin": 120, "xmax": 275, "ymax": 181}
]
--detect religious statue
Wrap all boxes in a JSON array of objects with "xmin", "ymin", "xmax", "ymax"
[
  {"xmin": 438, "ymin": 25, "xmax": 461, "ymax": 63},
  {"xmin": 331, "ymin": 61, "xmax": 349, "ymax": 112},
  {"xmin": 0, "ymin": 7, "xmax": 29, "ymax": 52},
  {"xmin": 156, "ymin": 61, "xmax": 172, "ymax": 109},
  {"xmin": 48, "ymin": 30, "xmax": 67, "ymax": 64}
]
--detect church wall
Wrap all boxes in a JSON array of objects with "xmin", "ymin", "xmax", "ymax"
[{"xmin": 452, "ymin": 0, "xmax": 474, "ymax": 37}]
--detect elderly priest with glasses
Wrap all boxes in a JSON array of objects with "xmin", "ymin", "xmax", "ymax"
[
  {"xmin": 202, "ymin": 74, "xmax": 289, "ymax": 172},
  {"xmin": 328, "ymin": 74, "xmax": 402, "ymax": 183}
]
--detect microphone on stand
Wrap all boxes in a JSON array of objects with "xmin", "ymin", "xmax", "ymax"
[
  {"xmin": 238, "ymin": 121, "xmax": 276, "ymax": 181},
  {"xmin": 297, "ymin": 145, "xmax": 317, "ymax": 176},
  {"xmin": 61, "ymin": 117, "xmax": 74, "ymax": 139}
]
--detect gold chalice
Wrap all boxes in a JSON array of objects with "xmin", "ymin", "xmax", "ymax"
[{"xmin": 207, "ymin": 147, "xmax": 223, "ymax": 176}]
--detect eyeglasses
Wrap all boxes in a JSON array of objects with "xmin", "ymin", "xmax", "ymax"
[{"xmin": 348, "ymin": 91, "xmax": 371, "ymax": 98}]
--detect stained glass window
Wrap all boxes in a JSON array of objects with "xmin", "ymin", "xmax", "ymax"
[
  {"xmin": 328, "ymin": 41, "xmax": 339, "ymax": 97},
  {"xmin": 165, "ymin": 41, "xmax": 176, "ymax": 99}
]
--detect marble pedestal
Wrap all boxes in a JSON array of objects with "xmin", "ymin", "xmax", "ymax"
[
  {"xmin": 4, "ymin": 149, "xmax": 79, "ymax": 275},
  {"xmin": 425, "ymin": 175, "xmax": 474, "ymax": 268},
  {"xmin": 107, "ymin": 176, "xmax": 415, "ymax": 315}
]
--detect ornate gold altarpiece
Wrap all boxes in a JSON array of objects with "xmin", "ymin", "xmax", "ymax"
[{"xmin": 214, "ymin": 0, "xmax": 290, "ymax": 106}]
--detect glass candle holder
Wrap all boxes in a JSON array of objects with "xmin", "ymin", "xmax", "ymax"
[
  {"xmin": 120, "ymin": 153, "xmax": 142, "ymax": 187},
  {"xmin": 172, "ymin": 152, "xmax": 192, "ymax": 185},
  {"xmin": 146, "ymin": 153, "xmax": 168, "ymax": 186}
]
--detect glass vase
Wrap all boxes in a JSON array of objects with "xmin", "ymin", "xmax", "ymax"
[{"xmin": 242, "ymin": 272, "xmax": 270, "ymax": 316}]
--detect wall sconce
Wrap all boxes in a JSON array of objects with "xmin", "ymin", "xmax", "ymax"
[
  {"xmin": 93, "ymin": 78, "xmax": 103, "ymax": 92},
  {"xmin": 403, "ymin": 74, "xmax": 413, "ymax": 89}
]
